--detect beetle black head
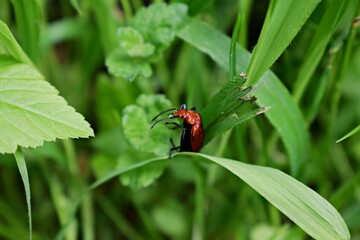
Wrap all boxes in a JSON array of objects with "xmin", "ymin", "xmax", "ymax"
[
  {"xmin": 150, "ymin": 104, "xmax": 189, "ymax": 129},
  {"xmin": 180, "ymin": 104, "xmax": 187, "ymax": 110}
]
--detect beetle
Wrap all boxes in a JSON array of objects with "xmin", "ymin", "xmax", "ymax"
[{"xmin": 150, "ymin": 104, "xmax": 204, "ymax": 157}]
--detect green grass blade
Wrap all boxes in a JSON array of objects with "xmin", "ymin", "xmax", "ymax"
[
  {"xmin": 0, "ymin": 20, "xmax": 32, "ymax": 65},
  {"xmin": 70, "ymin": 0, "xmax": 83, "ymax": 15},
  {"xmin": 293, "ymin": 0, "xmax": 347, "ymax": 102},
  {"xmin": 10, "ymin": 0, "xmax": 42, "ymax": 61},
  {"xmin": 14, "ymin": 148, "xmax": 32, "ymax": 240},
  {"xmin": 186, "ymin": 153, "xmax": 350, "ymax": 240},
  {"xmin": 246, "ymin": 0, "xmax": 320, "ymax": 85},
  {"xmin": 177, "ymin": 19, "xmax": 309, "ymax": 173},
  {"xmin": 201, "ymin": 79, "xmax": 268, "ymax": 143},
  {"xmin": 336, "ymin": 124, "xmax": 360, "ymax": 143},
  {"xmin": 57, "ymin": 152, "xmax": 350, "ymax": 240},
  {"xmin": 229, "ymin": 13, "xmax": 242, "ymax": 79}
]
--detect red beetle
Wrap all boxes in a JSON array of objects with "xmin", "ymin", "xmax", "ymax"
[{"xmin": 151, "ymin": 104, "xmax": 204, "ymax": 157}]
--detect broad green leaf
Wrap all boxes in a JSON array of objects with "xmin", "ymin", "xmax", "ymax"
[
  {"xmin": 0, "ymin": 55, "xmax": 94, "ymax": 154},
  {"xmin": 14, "ymin": 148, "xmax": 32, "ymax": 240},
  {"xmin": 188, "ymin": 153, "xmax": 350, "ymax": 240},
  {"xmin": 106, "ymin": 3, "xmax": 188, "ymax": 81},
  {"xmin": 177, "ymin": 19, "xmax": 309, "ymax": 173},
  {"xmin": 246, "ymin": 0, "xmax": 320, "ymax": 85},
  {"xmin": 10, "ymin": 0, "xmax": 42, "ymax": 61}
]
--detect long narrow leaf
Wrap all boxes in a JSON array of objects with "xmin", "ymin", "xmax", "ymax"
[
  {"xmin": 10, "ymin": 0, "xmax": 42, "ymax": 61},
  {"xmin": 293, "ymin": 0, "xmax": 346, "ymax": 102},
  {"xmin": 336, "ymin": 124, "xmax": 360, "ymax": 143},
  {"xmin": 57, "ymin": 152, "xmax": 350, "ymax": 240},
  {"xmin": 14, "ymin": 148, "xmax": 32, "ymax": 240},
  {"xmin": 186, "ymin": 153, "xmax": 350, "ymax": 240},
  {"xmin": 246, "ymin": 0, "xmax": 321, "ymax": 85},
  {"xmin": 0, "ymin": 20, "xmax": 32, "ymax": 65}
]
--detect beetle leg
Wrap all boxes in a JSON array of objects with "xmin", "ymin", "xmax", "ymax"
[
  {"xmin": 165, "ymin": 121, "xmax": 182, "ymax": 129},
  {"xmin": 169, "ymin": 138, "xmax": 180, "ymax": 158}
]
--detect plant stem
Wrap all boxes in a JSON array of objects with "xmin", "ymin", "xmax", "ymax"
[{"xmin": 229, "ymin": 13, "xmax": 242, "ymax": 80}]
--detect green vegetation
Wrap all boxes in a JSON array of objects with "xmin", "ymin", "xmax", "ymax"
[{"xmin": 0, "ymin": 0, "xmax": 359, "ymax": 239}]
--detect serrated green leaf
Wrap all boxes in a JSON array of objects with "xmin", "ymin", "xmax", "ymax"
[
  {"xmin": 185, "ymin": 153, "xmax": 350, "ymax": 240},
  {"xmin": 0, "ymin": 55, "xmax": 94, "ymax": 154},
  {"xmin": 122, "ymin": 94, "xmax": 173, "ymax": 156},
  {"xmin": 246, "ymin": 0, "xmax": 320, "ymax": 85},
  {"xmin": 177, "ymin": 18, "xmax": 309, "ymax": 174},
  {"xmin": 202, "ymin": 77, "xmax": 268, "ymax": 143},
  {"xmin": 117, "ymin": 27, "xmax": 155, "ymax": 57}
]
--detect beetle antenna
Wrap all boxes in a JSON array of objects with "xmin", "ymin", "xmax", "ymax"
[
  {"xmin": 151, "ymin": 107, "xmax": 177, "ymax": 122},
  {"xmin": 150, "ymin": 116, "xmax": 174, "ymax": 129}
]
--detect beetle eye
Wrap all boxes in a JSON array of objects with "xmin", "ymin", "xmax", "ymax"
[{"xmin": 180, "ymin": 104, "xmax": 187, "ymax": 110}]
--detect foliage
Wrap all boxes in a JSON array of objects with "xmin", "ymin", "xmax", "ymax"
[
  {"xmin": 106, "ymin": 3, "xmax": 188, "ymax": 81},
  {"xmin": 0, "ymin": 0, "xmax": 359, "ymax": 239}
]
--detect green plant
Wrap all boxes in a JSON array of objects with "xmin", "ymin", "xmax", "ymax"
[{"xmin": 0, "ymin": 0, "xmax": 359, "ymax": 239}]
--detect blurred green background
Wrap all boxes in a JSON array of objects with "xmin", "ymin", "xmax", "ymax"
[{"xmin": 0, "ymin": 0, "xmax": 359, "ymax": 239}]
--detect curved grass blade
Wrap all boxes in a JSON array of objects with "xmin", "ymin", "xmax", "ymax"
[
  {"xmin": 336, "ymin": 124, "xmax": 360, "ymax": 143},
  {"xmin": 57, "ymin": 152, "xmax": 350, "ymax": 240},
  {"xmin": 14, "ymin": 148, "xmax": 32, "ymax": 240},
  {"xmin": 185, "ymin": 153, "xmax": 350, "ymax": 240},
  {"xmin": 0, "ymin": 20, "xmax": 32, "ymax": 65}
]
